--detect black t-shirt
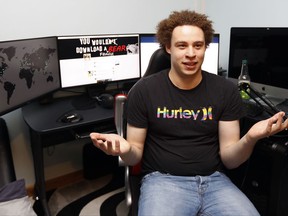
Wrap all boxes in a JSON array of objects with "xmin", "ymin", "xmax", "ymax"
[{"xmin": 127, "ymin": 69, "xmax": 243, "ymax": 176}]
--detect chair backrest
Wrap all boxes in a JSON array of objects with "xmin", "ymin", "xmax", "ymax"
[
  {"xmin": 114, "ymin": 48, "xmax": 171, "ymax": 209},
  {"xmin": 115, "ymin": 47, "xmax": 171, "ymax": 159},
  {"xmin": 142, "ymin": 48, "xmax": 171, "ymax": 77},
  {"xmin": 115, "ymin": 47, "xmax": 171, "ymax": 141},
  {"xmin": 0, "ymin": 118, "xmax": 16, "ymax": 188}
]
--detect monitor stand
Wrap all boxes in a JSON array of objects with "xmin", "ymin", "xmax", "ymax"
[
  {"xmin": 71, "ymin": 83, "xmax": 109, "ymax": 110},
  {"xmin": 70, "ymin": 94, "xmax": 97, "ymax": 110},
  {"xmin": 87, "ymin": 82, "xmax": 108, "ymax": 98}
]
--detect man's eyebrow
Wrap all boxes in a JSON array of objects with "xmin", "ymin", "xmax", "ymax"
[
  {"xmin": 175, "ymin": 40, "xmax": 204, "ymax": 43},
  {"xmin": 194, "ymin": 40, "xmax": 205, "ymax": 44},
  {"xmin": 174, "ymin": 41, "xmax": 190, "ymax": 46}
]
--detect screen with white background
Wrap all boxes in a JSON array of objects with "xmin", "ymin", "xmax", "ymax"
[{"xmin": 57, "ymin": 34, "xmax": 140, "ymax": 88}]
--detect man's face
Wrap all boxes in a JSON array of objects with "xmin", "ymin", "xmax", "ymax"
[{"xmin": 166, "ymin": 25, "xmax": 206, "ymax": 78}]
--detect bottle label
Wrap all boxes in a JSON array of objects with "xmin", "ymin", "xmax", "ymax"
[{"xmin": 240, "ymin": 89, "xmax": 250, "ymax": 100}]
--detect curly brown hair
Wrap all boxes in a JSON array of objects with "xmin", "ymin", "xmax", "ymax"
[{"xmin": 156, "ymin": 10, "xmax": 214, "ymax": 49}]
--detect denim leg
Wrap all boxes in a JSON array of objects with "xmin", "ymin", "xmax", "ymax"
[
  {"xmin": 199, "ymin": 171, "xmax": 260, "ymax": 216},
  {"xmin": 138, "ymin": 171, "xmax": 201, "ymax": 216},
  {"xmin": 138, "ymin": 171, "xmax": 260, "ymax": 216}
]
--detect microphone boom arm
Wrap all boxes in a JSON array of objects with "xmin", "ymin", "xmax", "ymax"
[{"xmin": 239, "ymin": 83, "xmax": 282, "ymax": 117}]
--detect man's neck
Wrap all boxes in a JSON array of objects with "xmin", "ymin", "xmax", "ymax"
[{"xmin": 168, "ymin": 69, "xmax": 202, "ymax": 90}]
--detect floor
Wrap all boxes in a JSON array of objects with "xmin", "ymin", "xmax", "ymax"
[{"xmin": 47, "ymin": 173, "xmax": 129, "ymax": 216}]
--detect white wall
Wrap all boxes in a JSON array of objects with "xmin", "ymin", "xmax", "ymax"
[
  {"xmin": 1, "ymin": 0, "xmax": 195, "ymax": 186},
  {"xmin": 1, "ymin": 0, "xmax": 199, "ymax": 41}
]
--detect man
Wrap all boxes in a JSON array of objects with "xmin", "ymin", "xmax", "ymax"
[{"xmin": 90, "ymin": 10, "xmax": 288, "ymax": 215}]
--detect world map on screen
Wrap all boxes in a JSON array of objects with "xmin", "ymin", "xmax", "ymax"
[{"xmin": 0, "ymin": 44, "xmax": 57, "ymax": 106}]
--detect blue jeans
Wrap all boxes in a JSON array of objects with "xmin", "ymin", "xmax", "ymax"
[{"xmin": 138, "ymin": 171, "xmax": 260, "ymax": 216}]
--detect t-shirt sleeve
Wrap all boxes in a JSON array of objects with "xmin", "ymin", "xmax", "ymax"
[
  {"xmin": 220, "ymin": 81, "xmax": 244, "ymax": 121},
  {"xmin": 126, "ymin": 80, "xmax": 149, "ymax": 128}
]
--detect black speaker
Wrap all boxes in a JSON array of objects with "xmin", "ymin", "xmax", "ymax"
[{"xmin": 228, "ymin": 138, "xmax": 288, "ymax": 216}]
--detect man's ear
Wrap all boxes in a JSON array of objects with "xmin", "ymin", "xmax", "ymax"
[{"xmin": 165, "ymin": 45, "xmax": 171, "ymax": 54}]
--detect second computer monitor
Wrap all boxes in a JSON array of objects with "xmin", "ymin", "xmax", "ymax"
[
  {"xmin": 0, "ymin": 36, "xmax": 60, "ymax": 116},
  {"xmin": 57, "ymin": 34, "xmax": 141, "ymax": 89}
]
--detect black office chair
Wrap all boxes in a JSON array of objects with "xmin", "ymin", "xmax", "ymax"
[
  {"xmin": 142, "ymin": 48, "xmax": 171, "ymax": 78},
  {"xmin": 115, "ymin": 48, "xmax": 171, "ymax": 216},
  {"xmin": 0, "ymin": 117, "xmax": 16, "ymax": 188}
]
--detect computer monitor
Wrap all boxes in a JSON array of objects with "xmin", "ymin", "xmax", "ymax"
[
  {"xmin": 228, "ymin": 27, "xmax": 288, "ymax": 101},
  {"xmin": 203, "ymin": 34, "xmax": 220, "ymax": 75},
  {"xmin": 139, "ymin": 33, "xmax": 220, "ymax": 77},
  {"xmin": 139, "ymin": 34, "xmax": 161, "ymax": 76},
  {"xmin": 57, "ymin": 34, "xmax": 140, "ymax": 90},
  {"xmin": 0, "ymin": 37, "xmax": 60, "ymax": 116}
]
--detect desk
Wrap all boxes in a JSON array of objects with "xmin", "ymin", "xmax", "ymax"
[{"xmin": 22, "ymin": 96, "xmax": 116, "ymax": 216}]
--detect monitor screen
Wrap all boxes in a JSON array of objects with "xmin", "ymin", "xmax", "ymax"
[
  {"xmin": 203, "ymin": 34, "xmax": 220, "ymax": 75},
  {"xmin": 139, "ymin": 33, "xmax": 220, "ymax": 77},
  {"xmin": 139, "ymin": 34, "xmax": 161, "ymax": 76},
  {"xmin": 0, "ymin": 37, "xmax": 60, "ymax": 116},
  {"xmin": 228, "ymin": 27, "xmax": 288, "ymax": 99},
  {"xmin": 57, "ymin": 34, "xmax": 140, "ymax": 89}
]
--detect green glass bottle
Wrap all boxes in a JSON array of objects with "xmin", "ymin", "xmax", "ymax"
[{"xmin": 238, "ymin": 59, "xmax": 251, "ymax": 100}]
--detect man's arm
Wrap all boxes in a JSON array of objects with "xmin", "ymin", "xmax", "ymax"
[
  {"xmin": 218, "ymin": 120, "xmax": 255, "ymax": 169},
  {"xmin": 90, "ymin": 123, "xmax": 147, "ymax": 166},
  {"xmin": 219, "ymin": 111, "xmax": 288, "ymax": 169},
  {"xmin": 121, "ymin": 124, "xmax": 147, "ymax": 165}
]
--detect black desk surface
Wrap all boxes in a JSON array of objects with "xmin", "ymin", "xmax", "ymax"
[{"xmin": 22, "ymin": 96, "xmax": 114, "ymax": 134}]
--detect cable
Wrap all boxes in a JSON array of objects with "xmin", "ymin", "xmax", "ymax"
[{"xmin": 239, "ymin": 83, "xmax": 287, "ymax": 120}]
